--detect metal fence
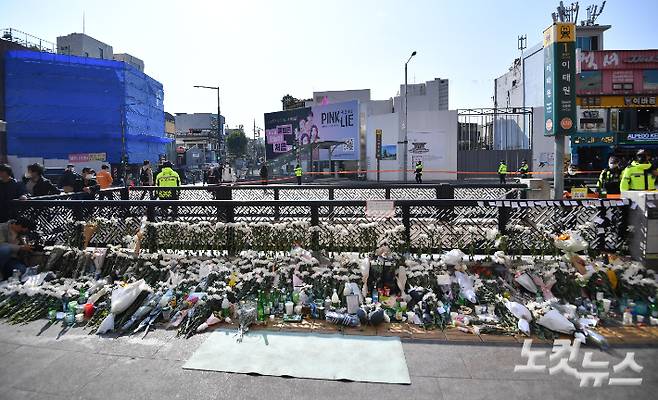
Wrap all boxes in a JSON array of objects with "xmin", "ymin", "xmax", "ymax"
[
  {"xmin": 32, "ymin": 183, "xmax": 528, "ymax": 202},
  {"xmin": 12, "ymin": 197, "xmax": 627, "ymax": 255}
]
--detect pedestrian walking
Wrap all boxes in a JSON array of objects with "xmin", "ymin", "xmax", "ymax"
[
  {"xmin": 620, "ymin": 149, "xmax": 657, "ymax": 192},
  {"xmin": 414, "ymin": 161, "xmax": 423, "ymax": 184},
  {"xmin": 23, "ymin": 163, "xmax": 59, "ymax": 197},
  {"xmin": 139, "ymin": 160, "xmax": 154, "ymax": 199},
  {"xmin": 260, "ymin": 163, "xmax": 268, "ymax": 185},
  {"xmin": 294, "ymin": 164, "xmax": 303, "ymax": 185},
  {"xmin": 498, "ymin": 160, "xmax": 508, "ymax": 184}
]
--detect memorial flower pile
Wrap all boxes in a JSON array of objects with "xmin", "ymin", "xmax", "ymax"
[{"xmin": 0, "ymin": 222, "xmax": 656, "ymax": 345}]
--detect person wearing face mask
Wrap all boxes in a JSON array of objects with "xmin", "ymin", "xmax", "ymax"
[
  {"xmin": 72, "ymin": 167, "xmax": 100, "ymax": 200},
  {"xmin": 620, "ymin": 149, "xmax": 656, "ymax": 192},
  {"xmin": 597, "ymin": 156, "xmax": 622, "ymax": 196},
  {"xmin": 22, "ymin": 163, "xmax": 60, "ymax": 197}
]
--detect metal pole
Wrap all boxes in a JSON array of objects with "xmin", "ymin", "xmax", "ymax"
[
  {"xmin": 217, "ymin": 88, "xmax": 222, "ymax": 162},
  {"xmin": 554, "ymin": 134, "xmax": 564, "ymax": 199},
  {"xmin": 121, "ymin": 106, "xmax": 128, "ymax": 188},
  {"xmin": 402, "ymin": 61, "xmax": 409, "ymax": 182}
]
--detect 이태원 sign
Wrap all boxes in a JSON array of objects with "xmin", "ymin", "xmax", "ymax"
[{"xmin": 544, "ymin": 22, "xmax": 577, "ymax": 137}]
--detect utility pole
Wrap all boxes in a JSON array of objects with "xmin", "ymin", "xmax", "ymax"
[{"xmin": 403, "ymin": 50, "xmax": 417, "ymax": 182}]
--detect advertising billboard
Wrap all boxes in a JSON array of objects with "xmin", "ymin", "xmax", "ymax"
[{"xmin": 264, "ymin": 100, "xmax": 359, "ymax": 161}]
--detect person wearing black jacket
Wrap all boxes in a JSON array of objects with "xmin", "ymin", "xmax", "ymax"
[
  {"xmin": 23, "ymin": 163, "xmax": 60, "ymax": 197},
  {"xmin": 59, "ymin": 164, "xmax": 79, "ymax": 192},
  {"xmin": 71, "ymin": 167, "xmax": 100, "ymax": 200},
  {"xmin": 260, "ymin": 163, "xmax": 268, "ymax": 185},
  {"xmin": 0, "ymin": 164, "xmax": 27, "ymax": 223}
]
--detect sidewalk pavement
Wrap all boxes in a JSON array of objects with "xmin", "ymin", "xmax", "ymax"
[{"xmin": 0, "ymin": 321, "xmax": 656, "ymax": 400}]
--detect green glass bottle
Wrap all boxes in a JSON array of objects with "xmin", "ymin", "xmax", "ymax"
[
  {"xmin": 257, "ymin": 291, "xmax": 265, "ymax": 321},
  {"xmin": 649, "ymin": 296, "xmax": 658, "ymax": 318}
]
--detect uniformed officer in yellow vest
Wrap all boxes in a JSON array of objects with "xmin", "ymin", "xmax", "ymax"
[
  {"xmin": 498, "ymin": 160, "xmax": 508, "ymax": 184},
  {"xmin": 156, "ymin": 161, "xmax": 181, "ymax": 199},
  {"xmin": 294, "ymin": 164, "xmax": 303, "ymax": 185},
  {"xmin": 414, "ymin": 161, "xmax": 423, "ymax": 183},
  {"xmin": 597, "ymin": 156, "xmax": 622, "ymax": 196},
  {"xmin": 620, "ymin": 149, "xmax": 656, "ymax": 192}
]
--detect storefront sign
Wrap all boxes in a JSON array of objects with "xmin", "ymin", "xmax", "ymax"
[
  {"xmin": 619, "ymin": 132, "xmax": 658, "ymax": 144},
  {"xmin": 577, "ymin": 108, "xmax": 607, "ymax": 132},
  {"xmin": 571, "ymin": 132, "xmax": 615, "ymax": 146},
  {"xmin": 577, "ymin": 96, "xmax": 657, "ymax": 108},
  {"xmin": 579, "ymin": 50, "xmax": 658, "ymax": 71},
  {"xmin": 612, "ymin": 70, "xmax": 634, "ymax": 83},
  {"xmin": 68, "ymin": 152, "xmax": 107, "ymax": 163},
  {"xmin": 544, "ymin": 22, "xmax": 577, "ymax": 137},
  {"xmin": 624, "ymin": 96, "xmax": 657, "ymax": 106}
]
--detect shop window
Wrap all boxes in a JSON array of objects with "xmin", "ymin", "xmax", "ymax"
[
  {"xmin": 619, "ymin": 109, "xmax": 638, "ymax": 132},
  {"xmin": 637, "ymin": 109, "xmax": 658, "ymax": 131}
]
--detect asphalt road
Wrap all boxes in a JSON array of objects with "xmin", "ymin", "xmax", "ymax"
[{"xmin": 0, "ymin": 321, "xmax": 656, "ymax": 400}]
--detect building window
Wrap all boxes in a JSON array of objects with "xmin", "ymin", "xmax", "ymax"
[
  {"xmin": 590, "ymin": 36, "xmax": 599, "ymax": 51},
  {"xmin": 623, "ymin": 83, "xmax": 633, "ymax": 90},
  {"xmin": 99, "ymin": 47, "xmax": 104, "ymax": 58},
  {"xmin": 612, "ymin": 83, "xmax": 622, "ymax": 90},
  {"xmin": 643, "ymin": 69, "xmax": 658, "ymax": 91},
  {"xmin": 576, "ymin": 36, "xmax": 592, "ymax": 51}
]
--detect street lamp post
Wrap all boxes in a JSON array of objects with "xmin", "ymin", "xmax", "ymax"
[
  {"xmin": 403, "ymin": 51, "xmax": 416, "ymax": 182},
  {"xmin": 193, "ymin": 85, "xmax": 221, "ymax": 162}
]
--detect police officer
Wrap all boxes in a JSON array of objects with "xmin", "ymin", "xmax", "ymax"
[
  {"xmin": 620, "ymin": 149, "xmax": 656, "ymax": 192},
  {"xmin": 414, "ymin": 161, "xmax": 423, "ymax": 184},
  {"xmin": 294, "ymin": 164, "xmax": 303, "ymax": 185},
  {"xmin": 498, "ymin": 160, "xmax": 508, "ymax": 184},
  {"xmin": 155, "ymin": 161, "xmax": 181, "ymax": 200},
  {"xmin": 518, "ymin": 159, "xmax": 530, "ymax": 179},
  {"xmin": 597, "ymin": 156, "xmax": 622, "ymax": 196}
]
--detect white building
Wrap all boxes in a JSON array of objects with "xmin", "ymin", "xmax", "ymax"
[
  {"xmin": 393, "ymin": 78, "xmax": 449, "ymax": 112},
  {"xmin": 493, "ymin": 25, "xmax": 610, "ymax": 172},
  {"xmin": 56, "ymin": 33, "xmax": 113, "ymax": 60},
  {"xmin": 312, "ymin": 79, "xmax": 455, "ymax": 181}
]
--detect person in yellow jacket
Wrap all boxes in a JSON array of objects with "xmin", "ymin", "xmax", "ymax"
[
  {"xmin": 294, "ymin": 164, "xmax": 303, "ymax": 185},
  {"xmin": 498, "ymin": 160, "xmax": 508, "ymax": 184},
  {"xmin": 155, "ymin": 161, "xmax": 181, "ymax": 199},
  {"xmin": 620, "ymin": 149, "xmax": 656, "ymax": 192}
]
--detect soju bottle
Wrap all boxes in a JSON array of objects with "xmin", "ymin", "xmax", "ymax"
[{"xmin": 257, "ymin": 291, "xmax": 265, "ymax": 321}]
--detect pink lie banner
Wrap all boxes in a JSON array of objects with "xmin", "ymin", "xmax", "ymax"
[{"xmin": 68, "ymin": 153, "xmax": 107, "ymax": 163}]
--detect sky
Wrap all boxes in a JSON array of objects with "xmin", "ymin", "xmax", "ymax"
[{"xmin": 3, "ymin": 0, "xmax": 658, "ymax": 136}]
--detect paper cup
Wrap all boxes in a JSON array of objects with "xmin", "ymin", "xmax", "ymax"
[
  {"xmin": 285, "ymin": 301, "xmax": 294, "ymax": 315},
  {"xmin": 602, "ymin": 299, "xmax": 611, "ymax": 313}
]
